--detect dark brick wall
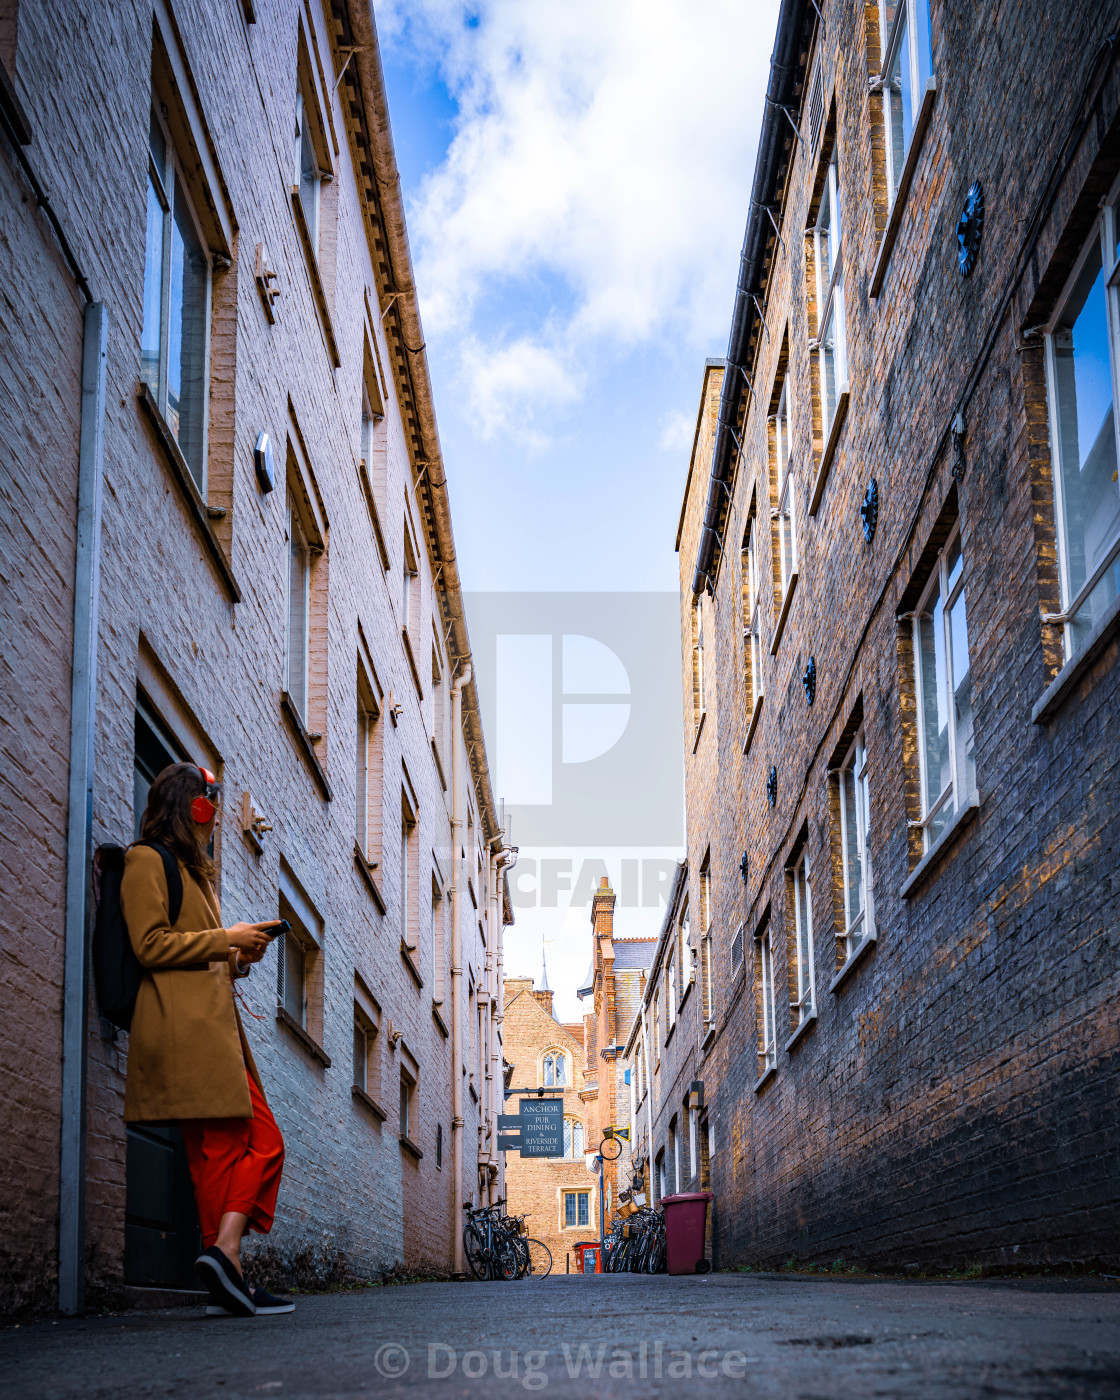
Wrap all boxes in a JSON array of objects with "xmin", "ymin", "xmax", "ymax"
[{"xmin": 677, "ymin": 0, "xmax": 1120, "ymax": 1272}]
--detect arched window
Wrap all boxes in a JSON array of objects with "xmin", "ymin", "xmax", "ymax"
[
  {"xmin": 543, "ymin": 1054, "xmax": 554, "ymax": 1087},
  {"xmin": 564, "ymin": 1118, "xmax": 585, "ymax": 1159},
  {"xmin": 554, "ymin": 1052, "xmax": 567, "ymax": 1085}
]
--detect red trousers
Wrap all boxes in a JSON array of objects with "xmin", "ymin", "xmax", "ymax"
[{"xmin": 180, "ymin": 1070, "xmax": 285, "ymax": 1248}]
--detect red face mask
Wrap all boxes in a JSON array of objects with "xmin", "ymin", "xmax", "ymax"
[{"xmin": 191, "ymin": 767, "xmax": 221, "ymax": 824}]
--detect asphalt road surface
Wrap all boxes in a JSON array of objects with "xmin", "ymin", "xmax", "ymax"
[{"xmin": 5, "ymin": 1273, "xmax": 1120, "ymax": 1400}]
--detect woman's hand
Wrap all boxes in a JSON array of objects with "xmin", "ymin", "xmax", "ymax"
[{"xmin": 227, "ymin": 922, "xmax": 278, "ymax": 962}]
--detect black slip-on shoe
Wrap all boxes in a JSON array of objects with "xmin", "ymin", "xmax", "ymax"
[
  {"xmin": 248, "ymin": 1286, "xmax": 295, "ymax": 1314},
  {"xmin": 195, "ymin": 1247, "xmax": 256, "ymax": 1317}
]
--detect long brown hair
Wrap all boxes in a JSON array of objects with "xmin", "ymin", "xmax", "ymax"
[{"xmin": 136, "ymin": 762, "xmax": 216, "ymax": 884}]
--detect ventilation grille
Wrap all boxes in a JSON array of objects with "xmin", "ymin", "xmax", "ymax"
[
  {"xmin": 808, "ymin": 60, "xmax": 825, "ymax": 151},
  {"xmin": 731, "ymin": 926, "xmax": 745, "ymax": 971}
]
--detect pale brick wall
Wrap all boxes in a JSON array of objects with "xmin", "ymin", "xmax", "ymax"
[{"xmin": 0, "ymin": 0, "xmax": 503, "ymax": 1311}]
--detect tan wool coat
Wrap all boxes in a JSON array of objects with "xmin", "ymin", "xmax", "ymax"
[{"xmin": 120, "ymin": 844, "xmax": 262, "ymax": 1122}]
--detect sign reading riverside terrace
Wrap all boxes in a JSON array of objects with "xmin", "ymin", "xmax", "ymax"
[{"xmin": 518, "ymin": 1097, "xmax": 564, "ymax": 1157}]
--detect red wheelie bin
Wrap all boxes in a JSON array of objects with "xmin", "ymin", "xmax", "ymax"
[{"xmin": 660, "ymin": 1192, "xmax": 713, "ymax": 1275}]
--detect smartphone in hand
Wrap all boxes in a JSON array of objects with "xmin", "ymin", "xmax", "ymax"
[{"xmin": 266, "ymin": 919, "xmax": 290, "ymax": 940}]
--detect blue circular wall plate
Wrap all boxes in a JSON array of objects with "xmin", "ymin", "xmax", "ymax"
[
  {"xmin": 766, "ymin": 766, "xmax": 777, "ymax": 808},
  {"xmin": 254, "ymin": 430, "xmax": 276, "ymax": 494},
  {"xmin": 861, "ymin": 478, "xmax": 879, "ymax": 544},
  {"xmin": 957, "ymin": 181, "xmax": 984, "ymax": 277}
]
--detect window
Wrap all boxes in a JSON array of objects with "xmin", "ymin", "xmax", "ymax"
[
  {"xmin": 294, "ymin": 88, "xmax": 321, "ymax": 250},
  {"xmin": 755, "ymin": 919, "xmax": 777, "ymax": 1079},
  {"xmin": 133, "ymin": 697, "xmax": 187, "ymax": 838},
  {"xmin": 355, "ymin": 671, "xmax": 382, "ymax": 867},
  {"xmin": 432, "ymin": 650, "xmax": 446, "ymax": 763},
  {"xmin": 838, "ymin": 729, "xmax": 874, "ymax": 958},
  {"xmin": 879, "ymin": 0, "xmax": 933, "ymax": 202},
  {"xmin": 911, "ymin": 523, "xmax": 976, "ymax": 847},
  {"xmin": 666, "ymin": 947, "xmax": 676, "ymax": 1029},
  {"xmin": 653, "ymin": 996, "xmax": 661, "ymax": 1063},
  {"xmin": 286, "ymin": 503, "xmax": 311, "ymax": 723},
  {"xmin": 430, "ymin": 876, "xmax": 444, "ymax": 1002},
  {"xmin": 790, "ymin": 847, "xmax": 816, "ymax": 1029},
  {"xmin": 688, "ymin": 1106, "xmax": 698, "ymax": 1182},
  {"xmin": 401, "ymin": 791, "xmax": 417, "ymax": 949},
  {"xmin": 399, "ymin": 1070, "xmax": 414, "ymax": 1141},
  {"xmin": 741, "ymin": 506, "xmax": 764, "ymax": 726},
  {"xmin": 544, "ymin": 1051, "xmax": 566, "ymax": 1087},
  {"xmin": 142, "ymin": 101, "xmax": 211, "ymax": 488},
  {"xmin": 691, "ymin": 593, "xmax": 706, "ymax": 727},
  {"xmin": 402, "ymin": 524, "xmax": 419, "ymax": 635},
  {"xmin": 699, "ymin": 860, "xmax": 714, "ymax": 1025},
  {"xmin": 352, "ymin": 980, "xmax": 380, "ymax": 1101},
  {"xmin": 669, "ymin": 1120, "xmax": 680, "ymax": 1195},
  {"xmin": 563, "ymin": 1118, "xmax": 585, "ymax": 1159},
  {"xmin": 656, "ymin": 1151, "xmax": 667, "ymax": 1200},
  {"xmin": 813, "ymin": 151, "xmax": 847, "ymax": 439},
  {"xmin": 563, "ymin": 1191, "xmax": 590, "ymax": 1228},
  {"xmin": 680, "ymin": 899, "xmax": 693, "ymax": 982},
  {"xmin": 772, "ymin": 377, "xmax": 797, "ymax": 613},
  {"xmin": 1044, "ymin": 208, "xmax": 1120, "ymax": 658},
  {"xmin": 276, "ymin": 876, "xmax": 324, "ymax": 1048},
  {"xmin": 436, "ymin": 1122, "xmax": 443, "ymax": 1169}
]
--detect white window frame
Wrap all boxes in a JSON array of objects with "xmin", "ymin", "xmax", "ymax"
[
  {"xmin": 743, "ymin": 511, "xmax": 764, "ymax": 716},
  {"xmin": 692, "ymin": 593, "xmax": 706, "ymax": 723},
  {"xmin": 666, "ymin": 947, "xmax": 676, "ymax": 1029},
  {"xmin": 791, "ymin": 846, "xmax": 816, "ymax": 1027},
  {"xmin": 757, "ymin": 924, "xmax": 776, "ymax": 1077},
  {"xmin": 1043, "ymin": 196, "xmax": 1120, "ymax": 661},
  {"xmin": 813, "ymin": 153, "xmax": 847, "ymax": 439},
  {"xmin": 879, "ymin": 0, "xmax": 933, "ymax": 202},
  {"xmin": 294, "ymin": 88, "xmax": 321, "ymax": 250},
  {"xmin": 772, "ymin": 379, "xmax": 797, "ymax": 603},
  {"xmin": 143, "ymin": 101, "xmax": 212, "ymax": 489},
  {"xmin": 838, "ymin": 729, "xmax": 874, "ymax": 958},
  {"xmin": 911, "ymin": 522, "xmax": 975, "ymax": 848},
  {"xmin": 285, "ymin": 503, "xmax": 311, "ymax": 724},
  {"xmin": 688, "ymin": 1106, "xmax": 698, "ymax": 1182}
]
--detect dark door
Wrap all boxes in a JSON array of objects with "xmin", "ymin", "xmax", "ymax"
[{"xmin": 123, "ymin": 698, "xmax": 201, "ymax": 1288}]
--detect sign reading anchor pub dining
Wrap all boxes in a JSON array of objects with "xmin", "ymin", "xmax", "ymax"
[{"xmin": 496, "ymin": 1097, "xmax": 564, "ymax": 1157}]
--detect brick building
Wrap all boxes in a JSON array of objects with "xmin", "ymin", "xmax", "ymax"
[
  {"xmin": 501, "ymin": 970, "xmax": 597, "ymax": 1271},
  {"xmin": 0, "ymin": 0, "xmax": 510, "ymax": 1314},
  {"xmin": 669, "ymin": 0, "xmax": 1120, "ymax": 1272},
  {"xmin": 623, "ymin": 862, "xmax": 711, "ymax": 1238},
  {"xmin": 576, "ymin": 879, "xmax": 655, "ymax": 1233}
]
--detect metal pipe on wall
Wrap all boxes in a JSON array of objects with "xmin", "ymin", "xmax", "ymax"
[
  {"xmin": 450, "ymin": 664, "xmax": 471, "ymax": 1270},
  {"xmin": 59, "ymin": 301, "xmax": 108, "ymax": 1315}
]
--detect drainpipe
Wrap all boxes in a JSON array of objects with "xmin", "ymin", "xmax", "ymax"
[
  {"xmin": 488, "ymin": 843, "xmax": 516, "ymax": 1203},
  {"xmin": 450, "ymin": 663, "xmax": 471, "ymax": 1269},
  {"xmin": 59, "ymin": 301, "xmax": 108, "ymax": 1315},
  {"xmin": 639, "ymin": 998, "xmax": 656, "ymax": 1206}
]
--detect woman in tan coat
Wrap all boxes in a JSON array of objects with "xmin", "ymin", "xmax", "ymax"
[{"xmin": 121, "ymin": 762, "xmax": 290, "ymax": 1318}]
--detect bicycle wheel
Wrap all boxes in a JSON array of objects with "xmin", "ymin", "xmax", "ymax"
[
  {"xmin": 493, "ymin": 1234, "xmax": 521, "ymax": 1280},
  {"xmin": 526, "ymin": 1238, "xmax": 553, "ymax": 1277},
  {"xmin": 464, "ymin": 1221, "xmax": 490, "ymax": 1280}
]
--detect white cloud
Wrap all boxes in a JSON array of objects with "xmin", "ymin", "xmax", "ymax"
[
  {"xmin": 458, "ymin": 333, "xmax": 582, "ymax": 445},
  {"xmin": 381, "ymin": 0, "xmax": 778, "ymax": 441},
  {"xmin": 657, "ymin": 408, "xmax": 695, "ymax": 454}
]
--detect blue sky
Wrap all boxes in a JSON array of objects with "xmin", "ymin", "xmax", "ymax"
[
  {"xmin": 378, "ymin": 1, "xmax": 779, "ymax": 1013},
  {"xmin": 379, "ymin": 0, "xmax": 779, "ymax": 594}
]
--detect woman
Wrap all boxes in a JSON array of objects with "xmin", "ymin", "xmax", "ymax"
[{"xmin": 121, "ymin": 762, "xmax": 292, "ymax": 1318}]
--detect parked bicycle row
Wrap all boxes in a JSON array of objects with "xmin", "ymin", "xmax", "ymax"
[
  {"xmin": 463, "ymin": 1202, "xmax": 553, "ymax": 1280},
  {"xmin": 603, "ymin": 1205, "xmax": 666, "ymax": 1273}
]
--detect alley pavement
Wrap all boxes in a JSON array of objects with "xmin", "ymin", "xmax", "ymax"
[{"xmin": 4, "ymin": 1273, "xmax": 1120, "ymax": 1400}]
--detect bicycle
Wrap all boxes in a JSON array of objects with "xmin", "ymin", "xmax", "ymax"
[{"xmin": 462, "ymin": 1202, "xmax": 520, "ymax": 1281}]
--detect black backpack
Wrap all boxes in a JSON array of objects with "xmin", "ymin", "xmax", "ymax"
[{"xmin": 92, "ymin": 842, "xmax": 183, "ymax": 1031}]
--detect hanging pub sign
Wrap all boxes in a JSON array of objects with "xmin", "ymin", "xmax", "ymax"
[{"xmin": 496, "ymin": 1097, "xmax": 564, "ymax": 1157}]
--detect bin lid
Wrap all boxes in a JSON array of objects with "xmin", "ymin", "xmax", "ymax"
[{"xmin": 659, "ymin": 1191, "xmax": 713, "ymax": 1204}]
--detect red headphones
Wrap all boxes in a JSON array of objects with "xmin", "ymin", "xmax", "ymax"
[{"xmin": 191, "ymin": 767, "xmax": 220, "ymax": 824}]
